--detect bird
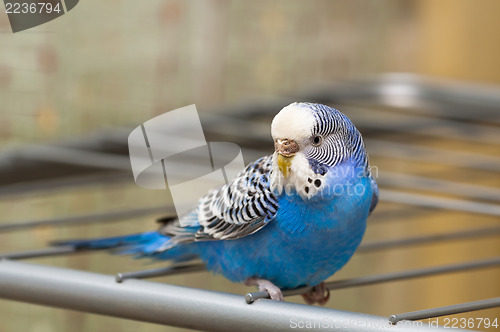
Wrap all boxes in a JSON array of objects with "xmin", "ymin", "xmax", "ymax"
[{"xmin": 54, "ymin": 102, "xmax": 379, "ymax": 305}]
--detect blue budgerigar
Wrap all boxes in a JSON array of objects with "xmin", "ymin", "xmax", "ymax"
[{"xmin": 56, "ymin": 102, "xmax": 378, "ymax": 304}]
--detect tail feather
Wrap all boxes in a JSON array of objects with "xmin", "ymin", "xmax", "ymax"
[
  {"xmin": 51, "ymin": 232, "xmax": 165, "ymax": 252},
  {"xmin": 52, "ymin": 231, "xmax": 197, "ymax": 262}
]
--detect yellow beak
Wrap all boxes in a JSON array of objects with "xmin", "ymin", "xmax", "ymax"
[{"xmin": 277, "ymin": 154, "xmax": 294, "ymax": 178}]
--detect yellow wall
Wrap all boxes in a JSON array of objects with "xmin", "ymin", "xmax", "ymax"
[{"xmin": 418, "ymin": 0, "xmax": 500, "ymax": 83}]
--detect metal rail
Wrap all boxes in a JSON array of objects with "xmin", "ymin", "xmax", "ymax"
[
  {"xmin": 390, "ymin": 297, "xmax": 500, "ymax": 324},
  {"xmin": 0, "ymin": 246, "xmax": 76, "ymax": 260},
  {"xmin": 376, "ymin": 172, "xmax": 500, "ymax": 203},
  {"xmin": 0, "ymin": 260, "xmax": 452, "ymax": 331},
  {"xmin": 339, "ymin": 105, "xmax": 500, "ymax": 145},
  {"xmin": 381, "ymin": 190, "xmax": 500, "ymax": 216},
  {"xmin": 367, "ymin": 140, "xmax": 500, "ymax": 172},
  {"xmin": 0, "ymin": 206, "xmax": 171, "ymax": 232},
  {"xmin": 357, "ymin": 226, "xmax": 500, "ymax": 252},
  {"xmin": 115, "ymin": 263, "xmax": 205, "ymax": 283}
]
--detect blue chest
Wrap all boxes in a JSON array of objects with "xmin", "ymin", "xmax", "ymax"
[
  {"xmin": 198, "ymin": 172, "xmax": 373, "ymax": 289},
  {"xmin": 266, "ymin": 176, "xmax": 371, "ymax": 288}
]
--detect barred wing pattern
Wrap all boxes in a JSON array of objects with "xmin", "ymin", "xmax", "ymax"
[{"xmin": 160, "ymin": 155, "xmax": 279, "ymax": 243}]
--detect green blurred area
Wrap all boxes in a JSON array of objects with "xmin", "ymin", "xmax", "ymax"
[{"xmin": 0, "ymin": 1, "xmax": 499, "ymax": 331}]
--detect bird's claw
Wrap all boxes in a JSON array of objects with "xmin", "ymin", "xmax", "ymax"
[
  {"xmin": 245, "ymin": 278, "xmax": 284, "ymax": 301},
  {"xmin": 301, "ymin": 282, "xmax": 330, "ymax": 305}
]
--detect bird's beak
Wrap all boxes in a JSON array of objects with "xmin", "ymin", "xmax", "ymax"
[
  {"xmin": 275, "ymin": 139, "xmax": 299, "ymax": 178},
  {"xmin": 277, "ymin": 154, "xmax": 293, "ymax": 178}
]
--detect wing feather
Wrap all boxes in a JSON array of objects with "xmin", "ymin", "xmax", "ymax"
[
  {"xmin": 196, "ymin": 155, "xmax": 277, "ymax": 239},
  {"xmin": 159, "ymin": 155, "xmax": 278, "ymax": 242}
]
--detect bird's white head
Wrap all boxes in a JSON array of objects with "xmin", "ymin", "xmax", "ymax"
[{"xmin": 269, "ymin": 102, "xmax": 367, "ymax": 199}]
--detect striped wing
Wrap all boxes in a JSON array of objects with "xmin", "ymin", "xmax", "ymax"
[{"xmin": 160, "ymin": 155, "xmax": 279, "ymax": 242}]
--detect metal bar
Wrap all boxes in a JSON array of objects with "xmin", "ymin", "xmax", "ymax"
[
  {"xmin": 0, "ymin": 260, "xmax": 450, "ymax": 331},
  {"xmin": 367, "ymin": 140, "xmax": 500, "ymax": 172},
  {"xmin": 0, "ymin": 246, "xmax": 76, "ymax": 260},
  {"xmin": 337, "ymin": 105, "xmax": 500, "ymax": 145},
  {"xmin": 0, "ymin": 172, "xmax": 129, "ymax": 198},
  {"xmin": 300, "ymin": 74, "xmax": 500, "ymax": 123},
  {"xmin": 324, "ymin": 257, "xmax": 500, "ymax": 290},
  {"xmin": 358, "ymin": 226, "xmax": 500, "ymax": 252},
  {"xmin": 246, "ymin": 257, "xmax": 500, "ymax": 302},
  {"xmin": 0, "ymin": 206, "xmax": 172, "ymax": 232},
  {"xmin": 381, "ymin": 190, "xmax": 500, "ymax": 216},
  {"xmin": 389, "ymin": 297, "xmax": 500, "ymax": 324},
  {"xmin": 115, "ymin": 263, "xmax": 205, "ymax": 282},
  {"xmin": 12, "ymin": 145, "xmax": 132, "ymax": 170},
  {"xmin": 377, "ymin": 172, "xmax": 500, "ymax": 202}
]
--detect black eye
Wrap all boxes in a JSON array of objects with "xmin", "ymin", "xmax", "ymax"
[{"xmin": 312, "ymin": 135, "xmax": 322, "ymax": 147}]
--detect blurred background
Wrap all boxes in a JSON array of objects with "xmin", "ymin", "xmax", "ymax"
[{"xmin": 0, "ymin": 1, "xmax": 499, "ymax": 331}]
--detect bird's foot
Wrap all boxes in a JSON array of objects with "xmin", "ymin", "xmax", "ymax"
[
  {"xmin": 301, "ymin": 282, "xmax": 330, "ymax": 305},
  {"xmin": 245, "ymin": 277, "xmax": 284, "ymax": 301}
]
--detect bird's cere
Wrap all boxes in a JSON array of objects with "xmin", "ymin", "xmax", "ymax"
[{"xmin": 274, "ymin": 139, "xmax": 299, "ymax": 157}]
